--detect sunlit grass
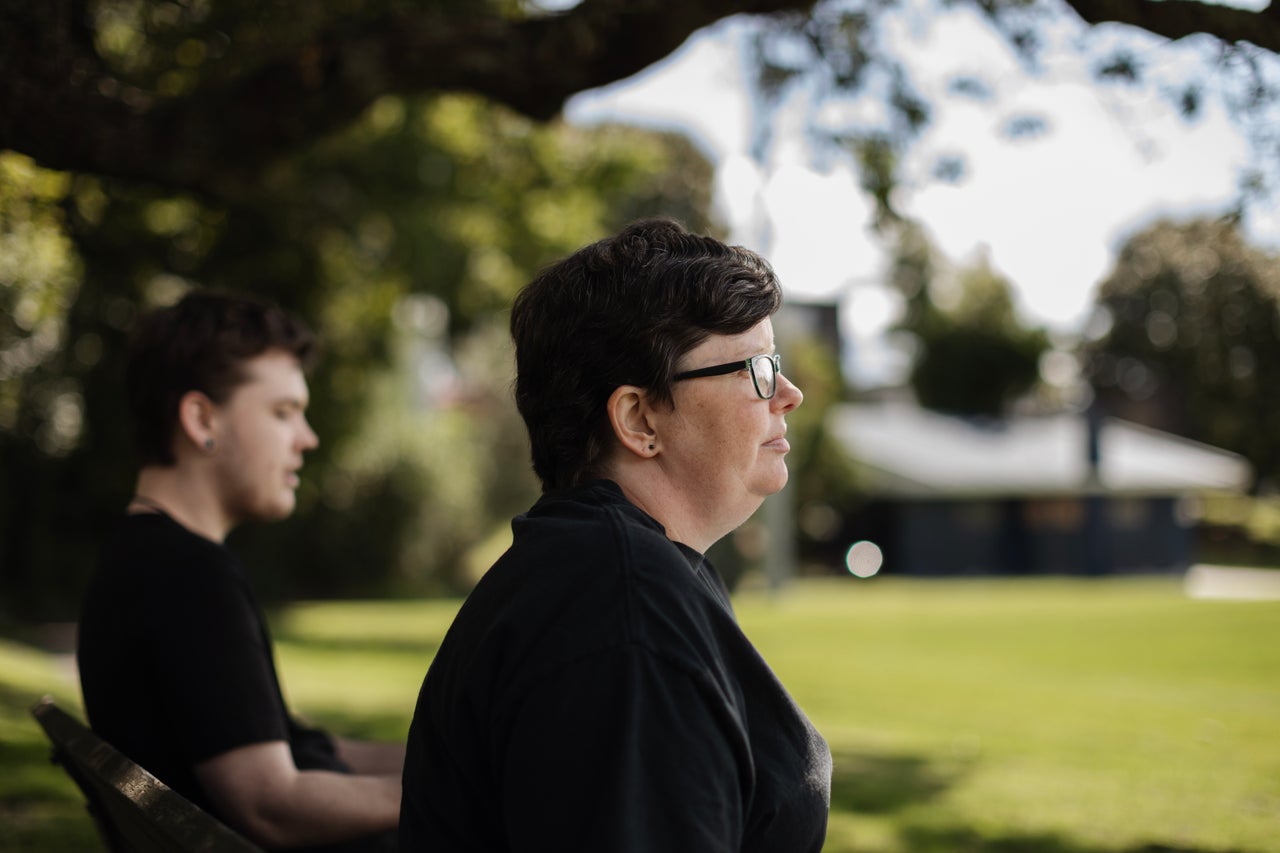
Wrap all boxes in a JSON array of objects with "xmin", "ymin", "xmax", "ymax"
[
  {"xmin": 1, "ymin": 577, "xmax": 1277, "ymax": 852},
  {"xmin": 271, "ymin": 598, "xmax": 461, "ymax": 740},
  {"xmin": 735, "ymin": 577, "xmax": 1280, "ymax": 852}
]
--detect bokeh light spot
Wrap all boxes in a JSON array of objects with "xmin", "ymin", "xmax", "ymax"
[{"xmin": 845, "ymin": 540, "xmax": 883, "ymax": 578}]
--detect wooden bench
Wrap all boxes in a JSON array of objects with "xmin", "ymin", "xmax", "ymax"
[{"xmin": 29, "ymin": 696, "xmax": 264, "ymax": 853}]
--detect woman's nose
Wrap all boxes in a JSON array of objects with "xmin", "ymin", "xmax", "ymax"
[{"xmin": 773, "ymin": 373, "xmax": 802, "ymax": 412}]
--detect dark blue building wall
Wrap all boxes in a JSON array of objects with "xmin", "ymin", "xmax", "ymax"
[{"xmin": 880, "ymin": 496, "xmax": 1192, "ymax": 576}]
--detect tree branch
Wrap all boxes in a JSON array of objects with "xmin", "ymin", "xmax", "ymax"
[
  {"xmin": 0, "ymin": 0, "xmax": 814, "ymax": 197},
  {"xmin": 1061, "ymin": 0, "xmax": 1280, "ymax": 52}
]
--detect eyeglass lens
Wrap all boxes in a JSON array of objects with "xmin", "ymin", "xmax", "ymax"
[{"xmin": 752, "ymin": 354, "xmax": 778, "ymax": 399}]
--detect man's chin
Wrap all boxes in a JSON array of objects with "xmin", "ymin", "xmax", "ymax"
[
  {"xmin": 270, "ymin": 497, "xmax": 298, "ymax": 520},
  {"xmin": 243, "ymin": 497, "xmax": 296, "ymax": 524}
]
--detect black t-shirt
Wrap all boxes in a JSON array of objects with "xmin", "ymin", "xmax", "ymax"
[
  {"xmin": 77, "ymin": 512, "xmax": 387, "ymax": 851},
  {"xmin": 400, "ymin": 480, "xmax": 831, "ymax": 853}
]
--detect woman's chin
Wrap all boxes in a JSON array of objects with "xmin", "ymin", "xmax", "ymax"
[{"xmin": 763, "ymin": 464, "xmax": 790, "ymax": 496}]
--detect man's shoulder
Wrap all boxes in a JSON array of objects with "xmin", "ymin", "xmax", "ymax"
[
  {"xmin": 105, "ymin": 512, "xmax": 231, "ymax": 562},
  {"xmin": 93, "ymin": 513, "xmax": 245, "ymax": 602}
]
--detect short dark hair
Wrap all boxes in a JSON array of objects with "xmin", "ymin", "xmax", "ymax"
[
  {"xmin": 510, "ymin": 218, "xmax": 782, "ymax": 492},
  {"xmin": 126, "ymin": 290, "xmax": 316, "ymax": 466}
]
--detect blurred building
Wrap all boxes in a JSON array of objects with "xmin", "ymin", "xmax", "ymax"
[{"xmin": 825, "ymin": 401, "xmax": 1251, "ymax": 575}]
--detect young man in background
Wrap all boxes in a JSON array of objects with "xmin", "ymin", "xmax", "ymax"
[{"xmin": 78, "ymin": 290, "xmax": 402, "ymax": 852}]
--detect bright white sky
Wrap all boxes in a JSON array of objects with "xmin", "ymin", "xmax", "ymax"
[{"xmin": 566, "ymin": 0, "xmax": 1280, "ymax": 386}]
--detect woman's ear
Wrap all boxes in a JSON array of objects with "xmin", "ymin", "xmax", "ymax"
[
  {"xmin": 606, "ymin": 385, "xmax": 659, "ymax": 459},
  {"xmin": 176, "ymin": 390, "xmax": 219, "ymax": 455}
]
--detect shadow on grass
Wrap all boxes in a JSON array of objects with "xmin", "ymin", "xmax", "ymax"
[
  {"xmin": 0, "ymin": 737, "xmax": 78, "ymax": 802},
  {"xmin": 830, "ymin": 747, "xmax": 971, "ymax": 815},
  {"xmin": 898, "ymin": 823, "xmax": 1254, "ymax": 853},
  {"xmin": 274, "ymin": 635, "xmax": 443, "ymax": 657},
  {"xmin": 0, "ymin": 621, "xmax": 78, "ymax": 653},
  {"xmin": 828, "ymin": 750, "xmax": 1257, "ymax": 853}
]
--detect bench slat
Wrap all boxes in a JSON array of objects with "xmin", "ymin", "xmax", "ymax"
[{"xmin": 30, "ymin": 696, "xmax": 264, "ymax": 853}]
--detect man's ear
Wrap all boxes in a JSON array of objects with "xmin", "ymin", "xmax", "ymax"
[
  {"xmin": 606, "ymin": 385, "xmax": 659, "ymax": 459},
  {"xmin": 176, "ymin": 390, "xmax": 219, "ymax": 454}
]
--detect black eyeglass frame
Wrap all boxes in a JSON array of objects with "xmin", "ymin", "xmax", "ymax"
[{"xmin": 672, "ymin": 353, "xmax": 781, "ymax": 400}]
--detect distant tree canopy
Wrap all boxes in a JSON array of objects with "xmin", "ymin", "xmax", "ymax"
[
  {"xmin": 888, "ymin": 222, "xmax": 1050, "ymax": 416},
  {"xmin": 906, "ymin": 271, "xmax": 1050, "ymax": 417},
  {"xmin": 1082, "ymin": 218, "xmax": 1280, "ymax": 491}
]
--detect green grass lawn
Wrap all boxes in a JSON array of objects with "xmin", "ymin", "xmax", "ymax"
[{"xmin": 2, "ymin": 576, "xmax": 1277, "ymax": 852}]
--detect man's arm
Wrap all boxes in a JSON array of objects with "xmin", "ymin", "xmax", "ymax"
[
  {"xmin": 195, "ymin": 740, "xmax": 400, "ymax": 849},
  {"xmin": 334, "ymin": 737, "xmax": 406, "ymax": 776}
]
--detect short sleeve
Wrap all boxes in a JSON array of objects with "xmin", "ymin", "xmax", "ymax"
[{"xmin": 143, "ymin": 556, "xmax": 290, "ymax": 763}]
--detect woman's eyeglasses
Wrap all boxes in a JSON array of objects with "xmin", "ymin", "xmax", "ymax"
[{"xmin": 673, "ymin": 353, "xmax": 781, "ymax": 400}]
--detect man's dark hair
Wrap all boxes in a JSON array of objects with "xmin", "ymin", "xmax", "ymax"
[
  {"xmin": 510, "ymin": 218, "xmax": 782, "ymax": 492},
  {"xmin": 126, "ymin": 290, "xmax": 316, "ymax": 466}
]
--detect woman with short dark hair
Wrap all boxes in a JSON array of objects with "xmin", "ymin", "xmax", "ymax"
[{"xmin": 401, "ymin": 218, "xmax": 832, "ymax": 852}]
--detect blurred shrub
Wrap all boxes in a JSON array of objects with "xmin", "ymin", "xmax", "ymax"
[{"xmin": 0, "ymin": 96, "xmax": 717, "ymax": 615}]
